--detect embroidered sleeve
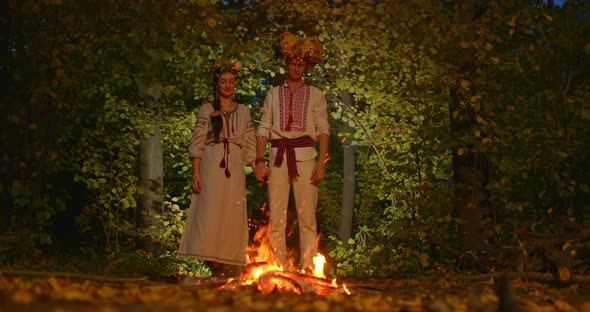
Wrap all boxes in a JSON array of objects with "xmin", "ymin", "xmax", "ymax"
[
  {"xmin": 313, "ymin": 90, "xmax": 330, "ymax": 137},
  {"xmin": 188, "ymin": 105, "xmax": 210, "ymax": 160},
  {"xmin": 256, "ymin": 89, "xmax": 274, "ymax": 139},
  {"xmin": 241, "ymin": 107, "xmax": 257, "ymax": 164}
]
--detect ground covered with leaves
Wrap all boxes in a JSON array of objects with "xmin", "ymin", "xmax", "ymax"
[{"xmin": 1, "ymin": 272, "xmax": 589, "ymax": 312}]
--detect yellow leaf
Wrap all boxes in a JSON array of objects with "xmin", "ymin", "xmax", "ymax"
[
  {"xmin": 509, "ymin": 28, "xmax": 515, "ymax": 36},
  {"xmin": 457, "ymin": 148, "xmax": 465, "ymax": 156},
  {"xmin": 313, "ymin": 300, "xmax": 330, "ymax": 311},
  {"xmin": 485, "ymin": 42, "xmax": 492, "ymax": 50},
  {"xmin": 475, "ymin": 130, "xmax": 481, "ymax": 137},
  {"xmin": 459, "ymin": 41, "xmax": 470, "ymax": 48},
  {"xmin": 47, "ymin": 276, "xmax": 62, "ymax": 291},
  {"xmin": 543, "ymin": 14, "xmax": 553, "ymax": 22},
  {"xmin": 96, "ymin": 285, "xmax": 119, "ymax": 298},
  {"xmin": 460, "ymin": 80, "xmax": 471, "ymax": 90},
  {"xmin": 568, "ymin": 186, "xmax": 575, "ymax": 192},
  {"xmin": 507, "ymin": 15, "xmax": 517, "ymax": 27},
  {"xmin": 491, "ymin": 56, "xmax": 500, "ymax": 64},
  {"xmin": 470, "ymin": 95, "xmax": 481, "ymax": 102},
  {"xmin": 11, "ymin": 289, "xmax": 34, "ymax": 304},
  {"xmin": 207, "ymin": 18, "xmax": 217, "ymax": 27},
  {"xmin": 420, "ymin": 253, "xmax": 429, "ymax": 266},
  {"xmin": 62, "ymin": 289, "xmax": 94, "ymax": 302},
  {"xmin": 476, "ymin": 115, "xmax": 484, "ymax": 123}
]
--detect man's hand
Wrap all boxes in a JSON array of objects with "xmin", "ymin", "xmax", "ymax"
[
  {"xmin": 254, "ymin": 162, "xmax": 270, "ymax": 182},
  {"xmin": 310, "ymin": 161, "xmax": 326, "ymax": 183}
]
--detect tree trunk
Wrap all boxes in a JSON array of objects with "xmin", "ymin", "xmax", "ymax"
[
  {"xmin": 136, "ymin": 83, "xmax": 163, "ymax": 253},
  {"xmin": 139, "ymin": 124, "xmax": 164, "ymax": 253},
  {"xmin": 338, "ymin": 91, "xmax": 355, "ymax": 246},
  {"xmin": 449, "ymin": 0, "xmax": 490, "ymax": 251}
]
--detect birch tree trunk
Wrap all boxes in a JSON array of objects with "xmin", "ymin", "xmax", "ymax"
[
  {"xmin": 338, "ymin": 91, "xmax": 355, "ymax": 246},
  {"xmin": 138, "ymin": 84, "xmax": 163, "ymax": 253}
]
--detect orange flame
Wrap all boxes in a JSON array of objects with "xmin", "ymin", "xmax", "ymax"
[
  {"xmin": 313, "ymin": 254, "xmax": 326, "ymax": 279},
  {"xmin": 219, "ymin": 225, "xmax": 350, "ymax": 295}
]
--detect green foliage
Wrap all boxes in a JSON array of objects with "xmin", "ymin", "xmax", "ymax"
[
  {"xmin": 317, "ymin": 170, "xmax": 343, "ymax": 246},
  {"xmin": 478, "ymin": 1, "xmax": 590, "ymax": 236},
  {"xmin": 328, "ymin": 226, "xmax": 374, "ymax": 276},
  {"xmin": 102, "ymin": 249, "xmax": 209, "ymax": 280},
  {"xmin": 316, "ymin": 1, "xmax": 460, "ymax": 273},
  {"xmin": 141, "ymin": 195, "xmax": 188, "ymax": 254},
  {"xmin": 71, "ymin": 92, "xmax": 144, "ymax": 254},
  {"xmin": 2, "ymin": 0, "xmax": 589, "ymax": 279}
]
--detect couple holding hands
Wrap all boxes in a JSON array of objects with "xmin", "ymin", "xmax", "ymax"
[{"xmin": 177, "ymin": 32, "xmax": 330, "ymax": 277}]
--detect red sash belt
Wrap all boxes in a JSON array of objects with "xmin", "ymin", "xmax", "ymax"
[{"xmin": 271, "ymin": 136, "xmax": 314, "ymax": 179}]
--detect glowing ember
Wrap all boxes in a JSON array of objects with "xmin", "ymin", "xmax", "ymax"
[{"xmin": 218, "ymin": 225, "xmax": 351, "ymax": 295}]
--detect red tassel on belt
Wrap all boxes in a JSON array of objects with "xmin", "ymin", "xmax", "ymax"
[{"xmin": 219, "ymin": 138, "xmax": 231, "ymax": 177}]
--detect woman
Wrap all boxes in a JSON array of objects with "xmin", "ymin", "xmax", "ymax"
[{"xmin": 178, "ymin": 61, "xmax": 256, "ymax": 277}]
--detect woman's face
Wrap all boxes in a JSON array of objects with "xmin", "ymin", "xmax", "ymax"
[{"xmin": 217, "ymin": 72, "xmax": 237, "ymax": 99}]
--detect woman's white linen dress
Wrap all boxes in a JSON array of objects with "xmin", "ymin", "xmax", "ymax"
[{"xmin": 178, "ymin": 103, "xmax": 256, "ymax": 266}]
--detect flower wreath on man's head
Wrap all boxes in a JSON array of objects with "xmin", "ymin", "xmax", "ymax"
[
  {"xmin": 279, "ymin": 32, "xmax": 323, "ymax": 68},
  {"xmin": 208, "ymin": 60, "xmax": 242, "ymax": 77}
]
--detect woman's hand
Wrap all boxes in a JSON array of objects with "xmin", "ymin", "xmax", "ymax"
[
  {"xmin": 192, "ymin": 174, "xmax": 202, "ymax": 193},
  {"xmin": 254, "ymin": 162, "xmax": 269, "ymax": 182}
]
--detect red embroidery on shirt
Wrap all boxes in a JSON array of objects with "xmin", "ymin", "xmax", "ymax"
[{"xmin": 279, "ymin": 84, "xmax": 310, "ymax": 132}]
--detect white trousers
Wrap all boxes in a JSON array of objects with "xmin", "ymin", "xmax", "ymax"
[{"xmin": 267, "ymin": 157, "xmax": 318, "ymax": 270}]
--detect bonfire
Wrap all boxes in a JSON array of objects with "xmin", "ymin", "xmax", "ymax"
[{"xmin": 218, "ymin": 226, "xmax": 351, "ymax": 295}]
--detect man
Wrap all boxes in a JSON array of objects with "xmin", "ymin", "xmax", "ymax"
[{"xmin": 254, "ymin": 32, "xmax": 330, "ymax": 271}]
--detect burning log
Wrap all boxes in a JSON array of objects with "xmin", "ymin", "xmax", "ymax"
[
  {"xmin": 257, "ymin": 272, "xmax": 303, "ymax": 295},
  {"xmin": 217, "ymin": 225, "xmax": 351, "ymax": 295},
  {"xmin": 218, "ymin": 263, "xmax": 350, "ymax": 295}
]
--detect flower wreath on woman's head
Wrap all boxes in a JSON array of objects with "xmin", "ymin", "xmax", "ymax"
[
  {"xmin": 208, "ymin": 60, "xmax": 242, "ymax": 78},
  {"xmin": 279, "ymin": 32, "xmax": 323, "ymax": 68},
  {"xmin": 206, "ymin": 60, "xmax": 243, "ymax": 141}
]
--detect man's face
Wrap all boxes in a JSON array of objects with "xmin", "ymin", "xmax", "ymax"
[{"xmin": 286, "ymin": 59, "xmax": 306, "ymax": 81}]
